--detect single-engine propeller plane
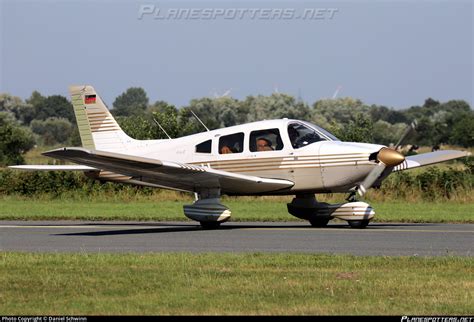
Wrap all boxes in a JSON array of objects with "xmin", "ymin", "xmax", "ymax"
[{"xmin": 11, "ymin": 85, "xmax": 471, "ymax": 228}]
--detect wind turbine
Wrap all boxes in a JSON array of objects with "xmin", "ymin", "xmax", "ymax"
[
  {"xmin": 273, "ymin": 84, "xmax": 280, "ymax": 94},
  {"xmin": 211, "ymin": 88, "xmax": 233, "ymax": 98},
  {"xmin": 332, "ymin": 85, "xmax": 343, "ymax": 99}
]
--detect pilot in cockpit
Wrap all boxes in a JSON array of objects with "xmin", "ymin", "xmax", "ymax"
[{"xmin": 256, "ymin": 138, "xmax": 273, "ymax": 151}]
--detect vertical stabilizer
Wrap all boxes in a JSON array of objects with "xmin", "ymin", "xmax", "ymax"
[{"xmin": 69, "ymin": 85, "xmax": 135, "ymax": 152}]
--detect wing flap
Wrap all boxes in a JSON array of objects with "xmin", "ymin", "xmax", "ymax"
[{"xmin": 42, "ymin": 147, "xmax": 294, "ymax": 194}]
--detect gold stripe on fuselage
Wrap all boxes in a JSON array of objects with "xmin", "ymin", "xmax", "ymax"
[
  {"xmin": 191, "ymin": 154, "xmax": 369, "ymax": 166},
  {"xmin": 190, "ymin": 154, "xmax": 372, "ymax": 173}
]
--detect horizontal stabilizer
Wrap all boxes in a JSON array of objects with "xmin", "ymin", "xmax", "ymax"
[
  {"xmin": 394, "ymin": 150, "xmax": 471, "ymax": 171},
  {"xmin": 9, "ymin": 165, "xmax": 97, "ymax": 171}
]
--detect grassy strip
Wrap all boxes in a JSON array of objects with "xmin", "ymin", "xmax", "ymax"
[
  {"xmin": 0, "ymin": 252, "xmax": 472, "ymax": 315},
  {"xmin": 0, "ymin": 195, "xmax": 473, "ymax": 223}
]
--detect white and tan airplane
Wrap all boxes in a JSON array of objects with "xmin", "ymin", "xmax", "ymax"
[{"xmin": 11, "ymin": 85, "xmax": 471, "ymax": 228}]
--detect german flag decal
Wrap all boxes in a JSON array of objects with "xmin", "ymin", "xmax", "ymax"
[{"xmin": 85, "ymin": 94, "xmax": 97, "ymax": 104}]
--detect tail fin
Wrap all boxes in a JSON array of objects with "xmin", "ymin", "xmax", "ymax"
[{"xmin": 69, "ymin": 85, "xmax": 135, "ymax": 152}]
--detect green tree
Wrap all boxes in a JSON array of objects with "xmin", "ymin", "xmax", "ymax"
[
  {"xmin": 112, "ymin": 87, "xmax": 149, "ymax": 117},
  {"xmin": 311, "ymin": 97, "xmax": 370, "ymax": 133},
  {"xmin": 399, "ymin": 99, "xmax": 472, "ymax": 147},
  {"xmin": 0, "ymin": 93, "xmax": 36, "ymax": 125},
  {"xmin": 147, "ymin": 100, "xmax": 177, "ymax": 114},
  {"xmin": 147, "ymin": 100, "xmax": 181, "ymax": 138},
  {"xmin": 151, "ymin": 104, "xmax": 181, "ymax": 139},
  {"xmin": 69, "ymin": 126, "xmax": 82, "ymax": 147},
  {"xmin": 449, "ymin": 114, "xmax": 474, "ymax": 148},
  {"xmin": 176, "ymin": 106, "xmax": 212, "ymax": 136},
  {"xmin": 115, "ymin": 115, "xmax": 160, "ymax": 140},
  {"xmin": 440, "ymin": 100, "xmax": 471, "ymax": 114},
  {"xmin": 372, "ymin": 120, "xmax": 408, "ymax": 146},
  {"xmin": 26, "ymin": 91, "xmax": 46, "ymax": 109},
  {"xmin": 369, "ymin": 104, "xmax": 407, "ymax": 124},
  {"xmin": 331, "ymin": 113, "xmax": 374, "ymax": 143},
  {"xmin": 183, "ymin": 98, "xmax": 222, "ymax": 130},
  {"xmin": 182, "ymin": 96, "xmax": 247, "ymax": 131},
  {"xmin": 423, "ymin": 98, "xmax": 440, "ymax": 108},
  {"xmin": 243, "ymin": 93, "xmax": 310, "ymax": 123},
  {"xmin": 33, "ymin": 94, "xmax": 75, "ymax": 123},
  {"xmin": 30, "ymin": 117, "xmax": 74, "ymax": 146},
  {"xmin": 0, "ymin": 112, "xmax": 35, "ymax": 165},
  {"xmin": 411, "ymin": 116, "xmax": 436, "ymax": 146}
]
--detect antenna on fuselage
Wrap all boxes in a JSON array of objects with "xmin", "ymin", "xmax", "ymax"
[
  {"xmin": 190, "ymin": 109, "xmax": 210, "ymax": 132},
  {"xmin": 152, "ymin": 117, "xmax": 172, "ymax": 139}
]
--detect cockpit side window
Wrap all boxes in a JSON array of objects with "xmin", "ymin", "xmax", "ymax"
[
  {"xmin": 219, "ymin": 133, "xmax": 244, "ymax": 154},
  {"xmin": 195, "ymin": 140, "xmax": 212, "ymax": 153},
  {"xmin": 249, "ymin": 128, "xmax": 283, "ymax": 152},
  {"xmin": 288, "ymin": 123, "xmax": 324, "ymax": 149}
]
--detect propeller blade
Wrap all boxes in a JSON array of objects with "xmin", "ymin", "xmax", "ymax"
[
  {"xmin": 395, "ymin": 120, "xmax": 417, "ymax": 150},
  {"xmin": 357, "ymin": 164, "xmax": 386, "ymax": 197},
  {"xmin": 357, "ymin": 147, "xmax": 406, "ymax": 197}
]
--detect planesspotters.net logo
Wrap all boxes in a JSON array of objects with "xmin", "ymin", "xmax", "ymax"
[{"xmin": 137, "ymin": 4, "xmax": 339, "ymax": 21}]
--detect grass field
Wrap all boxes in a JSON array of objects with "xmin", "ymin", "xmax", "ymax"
[
  {"xmin": 1, "ymin": 195, "xmax": 473, "ymax": 223},
  {"xmin": 0, "ymin": 252, "xmax": 472, "ymax": 315}
]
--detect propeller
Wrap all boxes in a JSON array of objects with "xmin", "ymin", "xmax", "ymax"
[
  {"xmin": 357, "ymin": 147, "xmax": 405, "ymax": 197},
  {"xmin": 356, "ymin": 119, "xmax": 418, "ymax": 197}
]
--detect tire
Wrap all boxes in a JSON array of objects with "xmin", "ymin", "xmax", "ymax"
[
  {"xmin": 309, "ymin": 217, "xmax": 330, "ymax": 228},
  {"xmin": 200, "ymin": 221, "xmax": 221, "ymax": 229},
  {"xmin": 348, "ymin": 220, "xmax": 370, "ymax": 229}
]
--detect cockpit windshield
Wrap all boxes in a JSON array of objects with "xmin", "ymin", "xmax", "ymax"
[
  {"xmin": 288, "ymin": 122, "xmax": 339, "ymax": 149},
  {"xmin": 300, "ymin": 121, "xmax": 339, "ymax": 141}
]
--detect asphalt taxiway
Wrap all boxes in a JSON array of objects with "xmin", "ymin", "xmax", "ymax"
[{"xmin": 1, "ymin": 221, "xmax": 472, "ymax": 256}]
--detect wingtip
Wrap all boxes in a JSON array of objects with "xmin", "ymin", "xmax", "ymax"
[
  {"xmin": 42, "ymin": 147, "xmax": 90, "ymax": 157},
  {"xmin": 42, "ymin": 147, "xmax": 66, "ymax": 157}
]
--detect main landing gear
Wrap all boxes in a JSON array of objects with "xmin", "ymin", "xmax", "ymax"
[
  {"xmin": 287, "ymin": 194, "xmax": 374, "ymax": 229},
  {"xmin": 183, "ymin": 188, "xmax": 230, "ymax": 229},
  {"xmin": 183, "ymin": 190, "xmax": 374, "ymax": 229}
]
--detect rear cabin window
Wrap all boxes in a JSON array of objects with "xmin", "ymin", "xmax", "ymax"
[
  {"xmin": 195, "ymin": 140, "xmax": 212, "ymax": 153},
  {"xmin": 249, "ymin": 129, "xmax": 284, "ymax": 152},
  {"xmin": 219, "ymin": 133, "xmax": 244, "ymax": 154}
]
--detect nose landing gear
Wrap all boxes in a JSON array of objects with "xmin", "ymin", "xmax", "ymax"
[{"xmin": 287, "ymin": 194, "xmax": 374, "ymax": 228}]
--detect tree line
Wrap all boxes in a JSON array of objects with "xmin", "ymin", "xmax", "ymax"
[{"xmin": 0, "ymin": 87, "xmax": 473, "ymax": 165}]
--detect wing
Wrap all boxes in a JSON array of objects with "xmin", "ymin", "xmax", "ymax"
[
  {"xmin": 393, "ymin": 150, "xmax": 470, "ymax": 171},
  {"xmin": 9, "ymin": 165, "xmax": 97, "ymax": 171},
  {"xmin": 42, "ymin": 147, "xmax": 294, "ymax": 194}
]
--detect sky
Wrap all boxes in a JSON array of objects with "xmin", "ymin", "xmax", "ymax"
[{"xmin": 0, "ymin": 0, "xmax": 472, "ymax": 109}]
